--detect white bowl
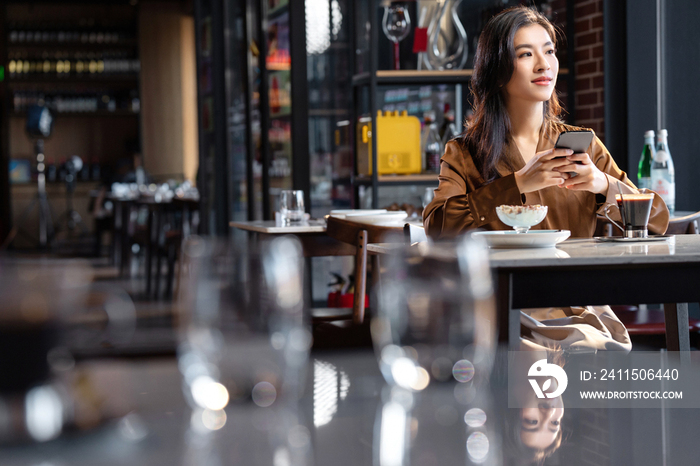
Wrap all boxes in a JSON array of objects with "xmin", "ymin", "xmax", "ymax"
[{"xmin": 496, "ymin": 205, "xmax": 548, "ymax": 233}]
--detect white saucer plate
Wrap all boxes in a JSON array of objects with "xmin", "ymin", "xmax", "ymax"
[
  {"xmin": 472, "ymin": 230, "xmax": 571, "ymax": 249},
  {"xmin": 330, "ymin": 209, "xmax": 387, "ymax": 218},
  {"xmin": 594, "ymin": 235, "xmax": 671, "ymax": 243},
  {"xmin": 343, "ymin": 211, "xmax": 408, "ymax": 225}
]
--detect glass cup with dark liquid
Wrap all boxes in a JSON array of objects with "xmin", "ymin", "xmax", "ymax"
[{"xmin": 603, "ymin": 191, "xmax": 655, "ymax": 238}]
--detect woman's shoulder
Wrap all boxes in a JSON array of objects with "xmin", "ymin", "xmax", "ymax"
[
  {"xmin": 441, "ymin": 138, "xmax": 477, "ymax": 177},
  {"xmin": 445, "ymin": 138, "xmax": 470, "ymax": 158}
]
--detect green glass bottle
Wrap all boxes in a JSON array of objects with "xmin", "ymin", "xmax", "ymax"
[{"xmin": 637, "ymin": 130, "xmax": 655, "ymax": 190}]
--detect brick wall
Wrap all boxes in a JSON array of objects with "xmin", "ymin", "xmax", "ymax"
[{"xmin": 572, "ymin": 0, "xmax": 605, "ymax": 142}]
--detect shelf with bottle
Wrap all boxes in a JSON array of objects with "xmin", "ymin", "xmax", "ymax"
[
  {"xmin": 7, "ymin": 29, "xmax": 136, "ymax": 46},
  {"xmin": 11, "ymin": 90, "xmax": 140, "ymax": 115},
  {"xmin": 6, "ymin": 76, "xmax": 139, "ymax": 86},
  {"xmin": 6, "ymin": 58, "xmax": 140, "ymax": 80}
]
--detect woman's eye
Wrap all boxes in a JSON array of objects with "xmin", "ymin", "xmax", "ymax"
[
  {"xmin": 551, "ymin": 420, "xmax": 560, "ymax": 426},
  {"xmin": 546, "ymin": 49, "xmax": 556, "ymax": 54},
  {"xmin": 524, "ymin": 418, "xmax": 538, "ymax": 426},
  {"xmin": 519, "ymin": 52, "xmax": 532, "ymax": 58}
]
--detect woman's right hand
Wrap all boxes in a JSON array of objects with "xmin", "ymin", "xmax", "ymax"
[{"xmin": 514, "ymin": 148, "xmax": 574, "ymax": 194}]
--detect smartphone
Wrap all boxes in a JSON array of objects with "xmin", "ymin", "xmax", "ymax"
[
  {"xmin": 554, "ymin": 130, "xmax": 594, "ymax": 154},
  {"xmin": 554, "ymin": 130, "xmax": 594, "ymax": 177}
]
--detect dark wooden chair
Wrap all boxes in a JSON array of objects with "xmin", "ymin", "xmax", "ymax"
[
  {"xmin": 323, "ymin": 216, "xmax": 404, "ymax": 325},
  {"xmin": 150, "ymin": 198, "xmax": 200, "ymax": 300},
  {"xmin": 600, "ymin": 210, "xmax": 700, "ymax": 339},
  {"xmin": 666, "ymin": 210, "xmax": 700, "ymax": 234}
]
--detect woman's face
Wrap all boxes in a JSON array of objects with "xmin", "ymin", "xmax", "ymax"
[
  {"xmin": 503, "ymin": 24, "xmax": 558, "ymax": 105},
  {"xmin": 520, "ymin": 399, "xmax": 564, "ymax": 450}
]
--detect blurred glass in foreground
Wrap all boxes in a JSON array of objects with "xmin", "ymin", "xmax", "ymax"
[
  {"xmin": 372, "ymin": 235, "xmax": 499, "ymax": 465},
  {"xmin": 0, "ymin": 259, "xmax": 91, "ymax": 443},
  {"xmin": 178, "ymin": 235, "xmax": 313, "ymax": 465}
]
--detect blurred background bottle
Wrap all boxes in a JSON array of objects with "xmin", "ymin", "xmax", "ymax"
[
  {"xmin": 440, "ymin": 105, "xmax": 459, "ymax": 146},
  {"xmin": 651, "ymin": 129, "xmax": 675, "ymax": 215},
  {"xmin": 637, "ymin": 130, "xmax": 654, "ymax": 190},
  {"xmin": 422, "ymin": 111, "xmax": 443, "ymax": 173}
]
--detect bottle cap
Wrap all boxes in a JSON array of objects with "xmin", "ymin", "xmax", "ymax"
[
  {"xmin": 644, "ymin": 130, "xmax": 655, "ymax": 139},
  {"xmin": 658, "ymin": 129, "xmax": 668, "ymax": 138}
]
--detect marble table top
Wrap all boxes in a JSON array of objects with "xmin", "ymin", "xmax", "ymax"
[
  {"xmin": 230, "ymin": 217, "xmax": 423, "ymax": 234},
  {"xmin": 368, "ymin": 234, "xmax": 700, "ymax": 268},
  {"xmin": 229, "ymin": 219, "xmax": 328, "ymax": 234}
]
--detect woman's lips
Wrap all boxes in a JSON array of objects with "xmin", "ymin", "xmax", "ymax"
[{"xmin": 532, "ymin": 77, "xmax": 552, "ymax": 86}]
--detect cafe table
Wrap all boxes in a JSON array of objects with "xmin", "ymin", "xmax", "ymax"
[
  {"xmin": 368, "ymin": 234, "xmax": 700, "ymax": 356},
  {"xmin": 229, "ymin": 219, "xmax": 357, "ymax": 257}
]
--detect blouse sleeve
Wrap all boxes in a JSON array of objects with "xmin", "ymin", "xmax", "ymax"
[
  {"xmin": 423, "ymin": 141, "xmax": 523, "ymax": 240},
  {"xmin": 589, "ymin": 131, "xmax": 670, "ymax": 235}
]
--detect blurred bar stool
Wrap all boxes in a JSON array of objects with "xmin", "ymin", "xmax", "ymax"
[
  {"xmin": 143, "ymin": 197, "xmax": 200, "ymax": 300},
  {"xmin": 110, "ymin": 197, "xmax": 138, "ymax": 276}
]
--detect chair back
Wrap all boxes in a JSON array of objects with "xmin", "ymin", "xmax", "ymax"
[
  {"xmin": 666, "ymin": 211, "xmax": 700, "ymax": 235},
  {"xmin": 325, "ymin": 215, "xmax": 404, "ymax": 245},
  {"xmin": 324, "ymin": 215, "xmax": 404, "ymax": 324},
  {"xmin": 404, "ymin": 222, "xmax": 428, "ymax": 245}
]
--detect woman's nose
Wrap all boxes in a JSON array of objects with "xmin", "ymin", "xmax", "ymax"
[{"xmin": 535, "ymin": 54, "xmax": 551, "ymax": 72}]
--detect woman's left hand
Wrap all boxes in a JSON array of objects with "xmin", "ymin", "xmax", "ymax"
[{"xmin": 555, "ymin": 152, "xmax": 608, "ymax": 194}]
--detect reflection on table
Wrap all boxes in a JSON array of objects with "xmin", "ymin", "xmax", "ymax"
[{"xmin": 3, "ymin": 350, "xmax": 700, "ymax": 465}]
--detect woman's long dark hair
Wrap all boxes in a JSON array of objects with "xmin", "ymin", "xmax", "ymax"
[{"xmin": 463, "ymin": 6, "xmax": 563, "ymax": 183}]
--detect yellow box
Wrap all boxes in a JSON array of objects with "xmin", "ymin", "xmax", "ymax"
[{"xmin": 357, "ymin": 110, "xmax": 422, "ymax": 175}]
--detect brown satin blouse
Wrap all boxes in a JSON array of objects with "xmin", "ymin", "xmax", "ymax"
[{"xmin": 424, "ymin": 121, "xmax": 670, "ymax": 239}]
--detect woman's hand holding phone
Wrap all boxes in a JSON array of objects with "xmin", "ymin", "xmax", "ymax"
[
  {"xmin": 514, "ymin": 148, "xmax": 574, "ymax": 194},
  {"xmin": 556, "ymin": 152, "xmax": 609, "ymax": 194},
  {"xmin": 547, "ymin": 130, "xmax": 607, "ymax": 194}
]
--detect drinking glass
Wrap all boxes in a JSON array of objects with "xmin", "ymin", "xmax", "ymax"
[
  {"xmin": 279, "ymin": 190, "xmax": 306, "ymax": 225},
  {"xmin": 178, "ymin": 235, "xmax": 312, "ymax": 463},
  {"xmin": 604, "ymin": 189, "xmax": 655, "ymax": 238},
  {"xmin": 371, "ymin": 236, "xmax": 499, "ymax": 464},
  {"xmin": 372, "ymin": 235, "xmax": 496, "ymax": 390},
  {"xmin": 0, "ymin": 259, "xmax": 92, "ymax": 443},
  {"xmin": 382, "ymin": 4, "xmax": 411, "ymax": 70}
]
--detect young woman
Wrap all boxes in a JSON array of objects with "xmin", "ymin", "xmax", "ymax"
[{"xmin": 423, "ymin": 6, "xmax": 670, "ymax": 352}]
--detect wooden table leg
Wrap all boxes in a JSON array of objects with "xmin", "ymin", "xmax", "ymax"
[
  {"xmin": 497, "ymin": 272, "xmax": 520, "ymax": 350},
  {"xmin": 113, "ymin": 201, "xmax": 122, "ymax": 268},
  {"xmin": 145, "ymin": 208, "xmax": 155, "ymax": 296},
  {"xmin": 154, "ymin": 208, "xmax": 164, "ymax": 299},
  {"xmin": 120, "ymin": 202, "xmax": 131, "ymax": 277},
  {"xmin": 664, "ymin": 302, "xmax": 691, "ymax": 358}
]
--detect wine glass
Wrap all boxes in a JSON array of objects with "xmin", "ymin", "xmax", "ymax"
[
  {"xmin": 382, "ymin": 3, "xmax": 411, "ymax": 70},
  {"xmin": 178, "ymin": 235, "xmax": 312, "ymax": 464},
  {"xmin": 371, "ymin": 236, "xmax": 499, "ymax": 464},
  {"xmin": 372, "ymin": 235, "xmax": 496, "ymax": 391}
]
